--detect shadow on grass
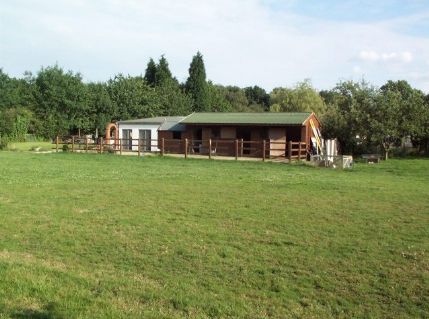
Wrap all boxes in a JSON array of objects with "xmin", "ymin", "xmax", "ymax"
[{"xmin": 12, "ymin": 303, "xmax": 63, "ymax": 319}]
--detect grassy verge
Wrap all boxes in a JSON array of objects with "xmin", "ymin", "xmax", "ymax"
[
  {"xmin": 5, "ymin": 141, "xmax": 53, "ymax": 152},
  {"xmin": 0, "ymin": 152, "xmax": 428, "ymax": 318}
]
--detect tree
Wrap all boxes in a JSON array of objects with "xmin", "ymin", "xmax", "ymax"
[
  {"xmin": 244, "ymin": 86, "xmax": 270, "ymax": 111},
  {"xmin": 0, "ymin": 107, "xmax": 33, "ymax": 148},
  {"xmin": 107, "ymin": 74, "xmax": 160, "ymax": 120},
  {"xmin": 380, "ymin": 80, "xmax": 427, "ymax": 151},
  {"xmin": 321, "ymin": 80, "xmax": 375, "ymax": 154},
  {"xmin": 87, "ymin": 82, "xmax": 115, "ymax": 133},
  {"xmin": 269, "ymin": 80, "xmax": 326, "ymax": 115},
  {"xmin": 207, "ymin": 82, "xmax": 231, "ymax": 112},
  {"xmin": 144, "ymin": 58, "xmax": 157, "ymax": 86},
  {"xmin": 185, "ymin": 52, "xmax": 210, "ymax": 112},
  {"xmin": 155, "ymin": 55, "xmax": 174, "ymax": 87},
  {"xmin": 33, "ymin": 65, "xmax": 89, "ymax": 138}
]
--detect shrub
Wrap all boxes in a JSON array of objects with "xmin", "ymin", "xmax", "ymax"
[
  {"xmin": 0, "ymin": 136, "xmax": 10, "ymax": 150},
  {"xmin": 62, "ymin": 144, "xmax": 69, "ymax": 152}
]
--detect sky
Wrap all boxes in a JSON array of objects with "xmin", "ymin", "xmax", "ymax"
[{"xmin": 1, "ymin": 0, "xmax": 429, "ymax": 92}]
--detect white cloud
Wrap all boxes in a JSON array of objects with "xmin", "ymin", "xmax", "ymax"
[{"xmin": 358, "ymin": 50, "xmax": 413, "ymax": 63}]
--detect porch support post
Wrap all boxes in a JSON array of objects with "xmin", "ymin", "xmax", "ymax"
[{"xmin": 262, "ymin": 140, "xmax": 266, "ymax": 162}]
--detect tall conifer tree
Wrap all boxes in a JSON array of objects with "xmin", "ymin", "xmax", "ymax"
[
  {"xmin": 185, "ymin": 52, "xmax": 209, "ymax": 112},
  {"xmin": 144, "ymin": 58, "xmax": 157, "ymax": 86},
  {"xmin": 155, "ymin": 55, "xmax": 173, "ymax": 86}
]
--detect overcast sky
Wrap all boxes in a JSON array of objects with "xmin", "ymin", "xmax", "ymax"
[{"xmin": 1, "ymin": 0, "xmax": 429, "ymax": 92}]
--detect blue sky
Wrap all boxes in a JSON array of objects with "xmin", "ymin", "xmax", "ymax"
[{"xmin": 1, "ymin": 0, "xmax": 429, "ymax": 92}]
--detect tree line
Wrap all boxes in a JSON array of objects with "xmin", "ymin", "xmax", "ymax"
[{"xmin": 0, "ymin": 52, "xmax": 428, "ymax": 156}]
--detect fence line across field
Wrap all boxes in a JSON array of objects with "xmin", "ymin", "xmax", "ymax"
[{"xmin": 53, "ymin": 136, "xmax": 308, "ymax": 162}]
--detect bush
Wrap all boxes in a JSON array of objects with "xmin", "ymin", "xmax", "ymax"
[
  {"xmin": 62, "ymin": 144, "xmax": 69, "ymax": 152},
  {"xmin": 0, "ymin": 136, "xmax": 10, "ymax": 150}
]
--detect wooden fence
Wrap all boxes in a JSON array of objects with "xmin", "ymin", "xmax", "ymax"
[{"xmin": 53, "ymin": 136, "xmax": 308, "ymax": 162}]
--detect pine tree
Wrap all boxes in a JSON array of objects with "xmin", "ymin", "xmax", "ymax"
[
  {"xmin": 185, "ymin": 52, "xmax": 210, "ymax": 112},
  {"xmin": 143, "ymin": 58, "xmax": 157, "ymax": 86},
  {"xmin": 155, "ymin": 55, "xmax": 173, "ymax": 86}
]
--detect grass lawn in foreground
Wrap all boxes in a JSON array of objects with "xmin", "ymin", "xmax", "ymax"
[{"xmin": 0, "ymin": 152, "xmax": 428, "ymax": 318}]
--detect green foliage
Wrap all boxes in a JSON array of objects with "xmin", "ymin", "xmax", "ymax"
[
  {"xmin": 155, "ymin": 80, "xmax": 193, "ymax": 116},
  {"xmin": 33, "ymin": 65, "xmax": 89, "ymax": 138},
  {"xmin": 244, "ymin": 86, "xmax": 270, "ymax": 110},
  {"xmin": 223, "ymin": 86, "xmax": 250, "ymax": 112},
  {"xmin": 1, "ymin": 59, "xmax": 428, "ymax": 156},
  {"xmin": 185, "ymin": 52, "xmax": 210, "ymax": 112},
  {"xmin": 155, "ymin": 55, "xmax": 174, "ymax": 87},
  {"xmin": 0, "ymin": 107, "xmax": 33, "ymax": 142},
  {"xmin": 107, "ymin": 74, "xmax": 160, "ymax": 120},
  {"xmin": 87, "ymin": 82, "xmax": 115, "ymax": 133},
  {"xmin": 206, "ymin": 82, "xmax": 232, "ymax": 112},
  {"xmin": 321, "ymin": 79, "xmax": 429, "ymax": 157},
  {"xmin": 270, "ymin": 80, "xmax": 326, "ymax": 115},
  {"xmin": 144, "ymin": 58, "xmax": 157, "ymax": 87}
]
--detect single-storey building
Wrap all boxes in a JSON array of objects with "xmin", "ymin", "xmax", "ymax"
[
  {"xmin": 106, "ymin": 112, "xmax": 321, "ymax": 159},
  {"xmin": 105, "ymin": 116, "xmax": 185, "ymax": 152}
]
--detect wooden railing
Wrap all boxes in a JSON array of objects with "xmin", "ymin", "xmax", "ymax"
[{"xmin": 53, "ymin": 136, "xmax": 308, "ymax": 162}]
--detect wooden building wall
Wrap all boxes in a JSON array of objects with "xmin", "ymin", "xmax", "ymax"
[{"xmin": 157, "ymin": 113, "xmax": 321, "ymax": 157}]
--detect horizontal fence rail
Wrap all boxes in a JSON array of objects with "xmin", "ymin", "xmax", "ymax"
[{"xmin": 53, "ymin": 136, "xmax": 308, "ymax": 162}]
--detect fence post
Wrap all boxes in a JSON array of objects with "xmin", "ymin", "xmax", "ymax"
[
  {"xmin": 138, "ymin": 139, "xmax": 141, "ymax": 157},
  {"xmin": 161, "ymin": 138, "xmax": 165, "ymax": 156},
  {"xmin": 100, "ymin": 137, "xmax": 103, "ymax": 154},
  {"xmin": 185, "ymin": 138, "xmax": 188, "ymax": 159},
  {"xmin": 240, "ymin": 139, "xmax": 244, "ymax": 157},
  {"xmin": 209, "ymin": 139, "xmax": 212, "ymax": 159},
  {"xmin": 85, "ymin": 138, "xmax": 88, "ymax": 153},
  {"xmin": 235, "ymin": 139, "xmax": 238, "ymax": 160},
  {"xmin": 119, "ymin": 139, "xmax": 122, "ymax": 155},
  {"xmin": 298, "ymin": 142, "xmax": 302, "ymax": 161},
  {"xmin": 288, "ymin": 140, "xmax": 292, "ymax": 162},
  {"xmin": 56, "ymin": 136, "xmax": 59, "ymax": 152},
  {"xmin": 72, "ymin": 136, "xmax": 75, "ymax": 153},
  {"xmin": 262, "ymin": 140, "xmax": 266, "ymax": 162}
]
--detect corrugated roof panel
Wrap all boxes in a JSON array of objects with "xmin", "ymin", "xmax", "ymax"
[
  {"xmin": 180, "ymin": 112, "xmax": 312, "ymax": 125},
  {"xmin": 117, "ymin": 116, "xmax": 185, "ymax": 125}
]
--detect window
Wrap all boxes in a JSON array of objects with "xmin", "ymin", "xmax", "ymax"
[
  {"xmin": 122, "ymin": 129, "xmax": 132, "ymax": 150},
  {"xmin": 139, "ymin": 129, "xmax": 151, "ymax": 151},
  {"xmin": 172, "ymin": 131, "xmax": 181, "ymax": 140}
]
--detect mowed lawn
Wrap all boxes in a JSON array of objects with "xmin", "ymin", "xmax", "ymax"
[{"xmin": 0, "ymin": 152, "xmax": 428, "ymax": 318}]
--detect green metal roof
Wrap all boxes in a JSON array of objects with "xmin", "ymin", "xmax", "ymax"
[
  {"xmin": 117, "ymin": 116, "xmax": 185, "ymax": 125},
  {"xmin": 181, "ymin": 112, "xmax": 312, "ymax": 125},
  {"xmin": 159, "ymin": 121, "xmax": 186, "ymax": 132}
]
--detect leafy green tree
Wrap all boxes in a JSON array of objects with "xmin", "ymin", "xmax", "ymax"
[
  {"xmin": 207, "ymin": 82, "xmax": 231, "ymax": 112},
  {"xmin": 107, "ymin": 74, "xmax": 160, "ymax": 120},
  {"xmin": 33, "ymin": 65, "xmax": 89, "ymax": 138},
  {"xmin": 0, "ymin": 69, "xmax": 35, "ymax": 110},
  {"xmin": 0, "ymin": 107, "xmax": 33, "ymax": 143},
  {"xmin": 223, "ymin": 86, "xmax": 249, "ymax": 112},
  {"xmin": 185, "ymin": 52, "xmax": 210, "ymax": 112},
  {"xmin": 270, "ymin": 80, "xmax": 326, "ymax": 115},
  {"xmin": 380, "ymin": 80, "xmax": 427, "ymax": 150},
  {"xmin": 144, "ymin": 58, "xmax": 157, "ymax": 87},
  {"xmin": 244, "ymin": 86, "xmax": 270, "ymax": 111},
  {"xmin": 321, "ymin": 81, "xmax": 375, "ymax": 154},
  {"xmin": 155, "ymin": 80, "xmax": 193, "ymax": 116},
  {"xmin": 87, "ymin": 82, "xmax": 115, "ymax": 133}
]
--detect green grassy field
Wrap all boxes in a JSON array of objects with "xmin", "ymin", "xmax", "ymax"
[
  {"xmin": 0, "ymin": 152, "xmax": 428, "ymax": 318},
  {"xmin": 5, "ymin": 141, "xmax": 53, "ymax": 152}
]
